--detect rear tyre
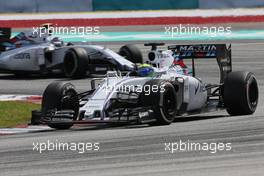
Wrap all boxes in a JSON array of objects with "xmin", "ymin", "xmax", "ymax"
[
  {"xmin": 140, "ymin": 80, "xmax": 177, "ymax": 125},
  {"xmin": 63, "ymin": 48, "xmax": 90, "ymax": 78},
  {"xmin": 224, "ymin": 71, "xmax": 258, "ymax": 115},
  {"xmin": 119, "ymin": 44, "xmax": 143, "ymax": 63},
  {"xmin": 41, "ymin": 81, "xmax": 79, "ymax": 129}
]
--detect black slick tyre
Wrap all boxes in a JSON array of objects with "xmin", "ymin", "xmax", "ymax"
[
  {"xmin": 140, "ymin": 79, "xmax": 177, "ymax": 125},
  {"xmin": 119, "ymin": 44, "xmax": 143, "ymax": 63},
  {"xmin": 41, "ymin": 81, "xmax": 79, "ymax": 129},
  {"xmin": 224, "ymin": 71, "xmax": 258, "ymax": 115},
  {"xmin": 63, "ymin": 48, "xmax": 90, "ymax": 78}
]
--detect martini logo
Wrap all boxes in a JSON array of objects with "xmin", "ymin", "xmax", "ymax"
[{"xmin": 178, "ymin": 45, "xmax": 217, "ymax": 52}]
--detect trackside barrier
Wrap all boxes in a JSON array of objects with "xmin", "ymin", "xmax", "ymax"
[
  {"xmin": 199, "ymin": 0, "xmax": 264, "ymax": 9},
  {"xmin": 0, "ymin": 0, "xmax": 92, "ymax": 13},
  {"xmin": 92, "ymin": 0, "xmax": 198, "ymax": 11}
]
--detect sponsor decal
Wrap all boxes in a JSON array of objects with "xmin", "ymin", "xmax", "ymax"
[{"xmin": 14, "ymin": 53, "xmax": 30, "ymax": 60}]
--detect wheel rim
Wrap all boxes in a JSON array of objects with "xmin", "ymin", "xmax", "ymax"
[
  {"xmin": 248, "ymin": 78, "xmax": 258, "ymax": 109},
  {"xmin": 162, "ymin": 88, "xmax": 176, "ymax": 119},
  {"xmin": 61, "ymin": 90, "xmax": 79, "ymax": 120}
]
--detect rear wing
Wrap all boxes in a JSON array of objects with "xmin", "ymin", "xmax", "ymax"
[
  {"xmin": 168, "ymin": 44, "xmax": 232, "ymax": 84},
  {"xmin": 0, "ymin": 28, "xmax": 11, "ymax": 52},
  {"xmin": 0, "ymin": 28, "xmax": 11, "ymax": 42}
]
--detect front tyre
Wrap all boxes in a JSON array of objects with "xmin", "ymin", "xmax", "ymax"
[
  {"xmin": 224, "ymin": 71, "xmax": 258, "ymax": 115},
  {"xmin": 140, "ymin": 80, "xmax": 177, "ymax": 125},
  {"xmin": 41, "ymin": 81, "xmax": 79, "ymax": 129}
]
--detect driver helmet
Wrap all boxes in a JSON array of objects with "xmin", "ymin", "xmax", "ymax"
[{"xmin": 137, "ymin": 64, "xmax": 154, "ymax": 77}]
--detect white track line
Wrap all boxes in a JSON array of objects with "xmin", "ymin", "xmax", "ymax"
[{"xmin": 0, "ymin": 126, "xmax": 52, "ymax": 135}]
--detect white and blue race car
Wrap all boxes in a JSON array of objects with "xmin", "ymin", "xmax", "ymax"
[
  {"xmin": 0, "ymin": 27, "xmax": 142, "ymax": 78},
  {"xmin": 35, "ymin": 43, "xmax": 259, "ymax": 129}
]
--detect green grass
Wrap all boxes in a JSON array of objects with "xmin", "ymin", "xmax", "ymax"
[{"xmin": 0, "ymin": 101, "xmax": 40, "ymax": 128}]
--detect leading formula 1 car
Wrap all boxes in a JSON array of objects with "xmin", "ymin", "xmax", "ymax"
[
  {"xmin": 35, "ymin": 43, "xmax": 259, "ymax": 129},
  {"xmin": 0, "ymin": 27, "xmax": 142, "ymax": 78}
]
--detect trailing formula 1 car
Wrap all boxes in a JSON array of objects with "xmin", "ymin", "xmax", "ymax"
[
  {"xmin": 0, "ymin": 27, "xmax": 142, "ymax": 78},
  {"xmin": 35, "ymin": 43, "xmax": 259, "ymax": 129}
]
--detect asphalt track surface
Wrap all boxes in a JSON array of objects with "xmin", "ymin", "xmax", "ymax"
[{"xmin": 0, "ymin": 40, "xmax": 264, "ymax": 175}]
